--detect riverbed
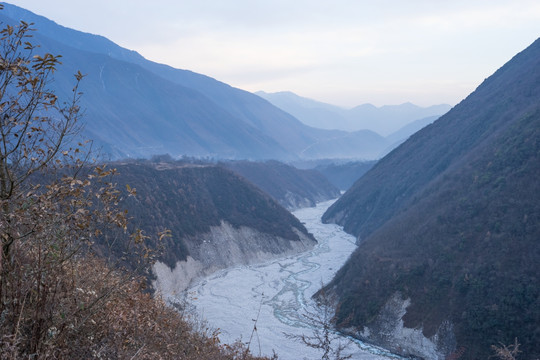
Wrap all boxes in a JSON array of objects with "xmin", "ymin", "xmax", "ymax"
[{"xmin": 188, "ymin": 199, "xmax": 400, "ymax": 359}]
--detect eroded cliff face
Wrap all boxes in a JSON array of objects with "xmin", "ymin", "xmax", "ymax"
[
  {"xmin": 341, "ymin": 292, "xmax": 456, "ymax": 359},
  {"xmin": 153, "ymin": 221, "xmax": 316, "ymax": 300}
]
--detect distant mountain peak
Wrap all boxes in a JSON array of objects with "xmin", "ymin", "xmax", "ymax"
[
  {"xmin": 257, "ymin": 90, "xmax": 451, "ymax": 135},
  {"xmin": 2, "ymin": 2, "xmax": 397, "ymax": 161}
]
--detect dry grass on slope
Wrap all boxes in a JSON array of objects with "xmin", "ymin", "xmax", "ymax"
[{"xmin": 0, "ymin": 255, "xmax": 273, "ymax": 360}]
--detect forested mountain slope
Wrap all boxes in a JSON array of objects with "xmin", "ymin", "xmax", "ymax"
[
  {"xmin": 322, "ymin": 38, "xmax": 540, "ymax": 359},
  {"xmin": 106, "ymin": 161, "xmax": 316, "ymax": 295},
  {"xmin": 315, "ymin": 160, "xmax": 377, "ymax": 190},
  {"xmin": 220, "ymin": 160, "xmax": 340, "ymax": 210}
]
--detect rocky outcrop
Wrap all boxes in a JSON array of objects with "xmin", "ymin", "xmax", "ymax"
[
  {"xmin": 341, "ymin": 292, "xmax": 456, "ymax": 359},
  {"xmin": 153, "ymin": 221, "xmax": 316, "ymax": 300}
]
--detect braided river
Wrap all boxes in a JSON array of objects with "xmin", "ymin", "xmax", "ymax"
[{"xmin": 188, "ymin": 199, "xmax": 401, "ymax": 359}]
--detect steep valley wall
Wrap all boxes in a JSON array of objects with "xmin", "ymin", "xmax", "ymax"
[
  {"xmin": 153, "ymin": 221, "xmax": 315, "ymax": 300},
  {"xmin": 106, "ymin": 162, "xmax": 318, "ymax": 300}
]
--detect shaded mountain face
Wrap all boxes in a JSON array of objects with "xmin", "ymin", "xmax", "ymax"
[
  {"xmin": 100, "ymin": 161, "xmax": 316, "ymax": 294},
  {"xmin": 220, "ymin": 160, "xmax": 341, "ymax": 210},
  {"xmin": 1, "ymin": 3, "xmax": 388, "ymax": 161},
  {"xmin": 322, "ymin": 38, "xmax": 540, "ymax": 359},
  {"xmin": 315, "ymin": 160, "xmax": 377, "ymax": 190},
  {"xmin": 384, "ymin": 115, "xmax": 439, "ymax": 147},
  {"xmin": 256, "ymin": 91, "xmax": 451, "ymax": 135},
  {"xmin": 0, "ymin": 7, "xmax": 291, "ymax": 160}
]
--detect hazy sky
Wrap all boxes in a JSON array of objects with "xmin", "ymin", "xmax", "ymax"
[{"xmin": 10, "ymin": 0, "xmax": 540, "ymax": 107}]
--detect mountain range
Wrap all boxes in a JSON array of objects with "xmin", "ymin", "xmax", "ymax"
[
  {"xmin": 1, "ymin": 3, "xmax": 421, "ymax": 161},
  {"xmin": 321, "ymin": 37, "xmax": 540, "ymax": 359},
  {"xmin": 256, "ymin": 90, "xmax": 451, "ymax": 135}
]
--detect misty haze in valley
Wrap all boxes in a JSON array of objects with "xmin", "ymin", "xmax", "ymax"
[{"xmin": 1, "ymin": 2, "xmax": 539, "ymax": 360}]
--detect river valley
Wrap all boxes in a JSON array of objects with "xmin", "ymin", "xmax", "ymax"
[{"xmin": 187, "ymin": 199, "xmax": 401, "ymax": 359}]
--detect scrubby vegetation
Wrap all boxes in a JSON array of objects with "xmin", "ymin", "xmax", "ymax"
[
  {"xmin": 1, "ymin": 254, "xmax": 271, "ymax": 359},
  {"xmin": 0, "ymin": 13, "xmax": 272, "ymax": 359}
]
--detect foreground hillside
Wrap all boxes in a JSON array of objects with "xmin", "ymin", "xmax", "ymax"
[
  {"xmin": 106, "ymin": 161, "xmax": 316, "ymax": 297},
  {"xmin": 322, "ymin": 39, "xmax": 540, "ymax": 359},
  {"xmin": 0, "ymin": 12, "xmax": 275, "ymax": 356}
]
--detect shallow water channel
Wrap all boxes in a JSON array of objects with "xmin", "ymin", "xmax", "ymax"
[{"xmin": 187, "ymin": 199, "xmax": 401, "ymax": 359}]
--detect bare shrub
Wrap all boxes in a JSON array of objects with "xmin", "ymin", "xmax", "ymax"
[
  {"xmin": 491, "ymin": 338, "xmax": 521, "ymax": 360},
  {"xmin": 0, "ymin": 9, "xmax": 270, "ymax": 359},
  {"xmin": 285, "ymin": 286, "xmax": 352, "ymax": 360}
]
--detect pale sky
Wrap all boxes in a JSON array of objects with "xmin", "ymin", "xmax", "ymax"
[{"xmin": 9, "ymin": 0, "xmax": 540, "ymax": 107}]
